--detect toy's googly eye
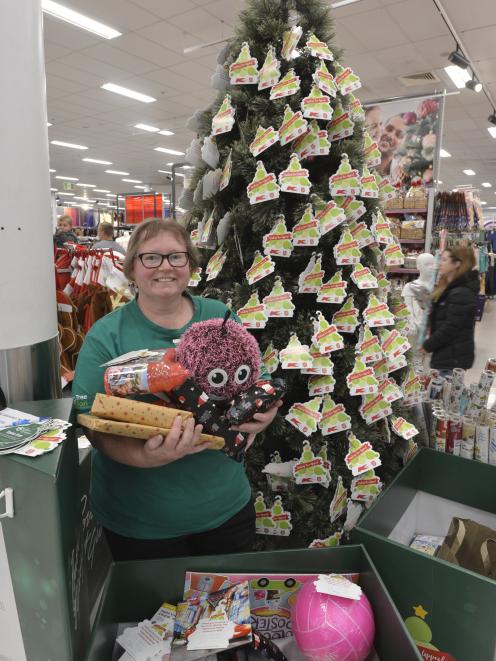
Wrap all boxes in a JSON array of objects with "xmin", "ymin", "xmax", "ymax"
[
  {"xmin": 234, "ymin": 364, "xmax": 251, "ymax": 385},
  {"xmin": 207, "ymin": 368, "xmax": 228, "ymax": 388}
]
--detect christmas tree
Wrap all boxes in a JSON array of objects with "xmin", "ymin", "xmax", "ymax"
[{"xmin": 182, "ymin": 0, "xmax": 418, "ymax": 549}]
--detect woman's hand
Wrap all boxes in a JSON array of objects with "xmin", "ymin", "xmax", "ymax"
[
  {"xmin": 142, "ymin": 415, "xmax": 212, "ymax": 468},
  {"xmin": 231, "ymin": 400, "xmax": 283, "ymax": 450}
]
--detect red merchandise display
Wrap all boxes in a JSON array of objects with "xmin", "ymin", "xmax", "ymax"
[{"xmin": 124, "ymin": 193, "xmax": 163, "ymax": 224}]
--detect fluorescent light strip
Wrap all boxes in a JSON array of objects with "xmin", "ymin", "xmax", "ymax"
[
  {"xmin": 481, "ymin": 201, "xmax": 487, "ymax": 205},
  {"xmin": 158, "ymin": 129, "xmax": 174, "ymax": 136},
  {"xmin": 463, "ymin": 169, "xmax": 476, "ymax": 175},
  {"xmin": 47, "ymin": 122, "xmax": 52, "ymax": 127},
  {"xmin": 444, "ymin": 65, "xmax": 471, "ymax": 89},
  {"xmin": 134, "ymin": 185, "xmax": 147, "ymax": 189},
  {"xmin": 158, "ymin": 169, "xmax": 171, "ymax": 174},
  {"xmin": 83, "ymin": 157, "xmax": 112, "ymax": 165},
  {"xmin": 122, "ymin": 178, "xmax": 142, "ymax": 183},
  {"xmin": 49, "ymin": 168, "xmax": 56, "ymax": 173},
  {"xmin": 55, "ymin": 175, "xmax": 78, "ymax": 181},
  {"xmin": 154, "ymin": 147, "xmax": 185, "ymax": 156},
  {"xmin": 482, "ymin": 183, "xmax": 492, "ymax": 188},
  {"xmin": 106, "ymin": 193, "xmax": 117, "ymax": 197},
  {"xmin": 76, "ymin": 183, "xmax": 96, "ymax": 188},
  {"xmin": 94, "ymin": 188, "xmax": 110, "ymax": 193},
  {"xmin": 440, "ymin": 149, "xmax": 451, "ymax": 158},
  {"xmin": 135, "ymin": 123, "xmax": 159, "ymax": 132},
  {"xmin": 41, "ymin": 1, "xmax": 121, "ymax": 39},
  {"xmin": 105, "ymin": 169, "xmax": 129, "ymax": 175},
  {"xmin": 331, "ymin": 0, "xmax": 363, "ymax": 7},
  {"xmin": 101, "ymin": 83, "xmax": 156, "ymax": 103},
  {"xmin": 50, "ymin": 188, "xmax": 58, "ymax": 191},
  {"xmin": 58, "ymin": 192, "xmax": 75, "ymax": 196},
  {"xmin": 488, "ymin": 127, "xmax": 496, "ymax": 138},
  {"xmin": 51, "ymin": 140, "xmax": 88, "ymax": 150}
]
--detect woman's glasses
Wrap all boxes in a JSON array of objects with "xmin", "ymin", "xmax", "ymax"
[{"xmin": 137, "ymin": 252, "xmax": 190, "ymax": 268}]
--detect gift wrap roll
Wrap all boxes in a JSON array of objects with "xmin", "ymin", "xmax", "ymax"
[
  {"xmin": 475, "ymin": 424, "xmax": 489, "ymax": 463},
  {"xmin": 460, "ymin": 417, "xmax": 476, "ymax": 460},
  {"xmin": 77, "ymin": 413, "xmax": 225, "ymax": 449},
  {"xmin": 489, "ymin": 426, "xmax": 496, "ymax": 466},
  {"xmin": 91, "ymin": 393, "xmax": 192, "ymax": 427}
]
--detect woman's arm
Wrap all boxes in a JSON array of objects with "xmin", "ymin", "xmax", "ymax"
[{"xmin": 423, "ymin": 289, "xmax": 473, "ymax": 353}]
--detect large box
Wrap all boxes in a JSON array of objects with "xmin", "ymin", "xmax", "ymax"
[
  {"xmin": 84, "ymin": 545, "xmax": 421, "ymax": 661},
  {"xmin": 353, "ymin": 448, "xmax": 496, "ymax": 661}
]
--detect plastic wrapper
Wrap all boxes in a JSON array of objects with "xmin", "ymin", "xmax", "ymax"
[{"xmin": 226, "ymin": 378, "xmax": 285, "ymax": 425}]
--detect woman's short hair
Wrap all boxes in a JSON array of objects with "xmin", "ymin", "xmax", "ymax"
[{"xmin": 123, "ymin": 218, "xmax": 200, "ymax": 280}]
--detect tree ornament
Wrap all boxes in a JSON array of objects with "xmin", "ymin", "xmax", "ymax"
[
  {"xmin": 279, "ymin": 153, "xmax": 312, "ymax": 194},
  {"xmin": 185, "ymin": 137, "xmax": 203, "ymax": 167},
  {"xmin": 270, "ymin": 68, "xmax": 301, "ymax": 99},
  {"xmin": 332, "ymin": 295, "xmax": 359, "ymax": 333},
  {"xmin": 348, "ymin": 93, "xmax": 365, "ymax": 122},
  {"xmin": 237, "ymin": 291, "xmax": 268, "ymax": 329},
  {"xmin": 219, "ymin": 149, "xmax": 232, "ymax": 191},
  {"xmin": 317, "ymin": 270, "xmax": 347, "ymax": 304},
  {"xmin": 312, "ymin": 311, "xmax": 344, "ymax": 354},
  {"xmin": 363, "ymin": 131, "xmax": 381, "ymax": 168},
  {"xmin": 360, "ymin": 165, "xmax": 379, "ymax": 198},
  {"xmin": 401, "ymin": 367, "xmax": 423, "ymax": 406},
  {"xmin": 263, "ymin": 215, "xmax": 293, "ymax": 257},
  {"xmin": 351, "ymin": 469, "xmax": 382, "ymax": 502},
  {"xmin": 211, "ymin": 63, "xmax": 230, "ymax": 91},
  {"xmin": 373, "ymin": 357, "xmax": 389, "ymax": 382},
  {"xmin": 188, "ymin": 267, "xmax": 202, "ymax": 288},
  {"xmin": 254, "ymin": 491, "xmax": 276, "ymax": 534},
  {"xmin": 281, "ymin": 25, "xmax": 303, "ymax": 60},
  {"xmin": 293, "ymin": 122, "xmax": 319, "ymax": 160},
  {"xmin": 314, "ymin": 198, "xmax": 346, "ymax": 236},
  {"xmin": 246, "ymin": 250, "xmax": 275, "ymax": 285},
  {"xmin": 263, "ymin": 451, "xmax": 293, "ymax": 493},
  {"xmin": 349, "ymin": 220, "xmax": 375, "ymax": 249},
  {"xmin": 375, "ymin": 173, "xmax": 396, "ymax": 201},
  {"xmin": 333, "ymin": 228, "xmax": 361, "ymax": 265},
  {"xmin": 211, "ymin": 95, "xmax": 236, "ymax": 135},
  {"xmin": 356, "ymin": 326, "xmax": 383, "ymax": 364},
  {"xmin": 292, "ymin": 204, "xmax": 320, "ymax": 246},
  {"xmin": 391, "ymin": 416, "xmax": 419, "ymax": 440},
  {"xmin": 344, "ymin": 500, "xmax": 364, "ymax": 531},
  {"xmin": 329, "ymin": 476, "xmax": 348, "ymax": 522},
  {"xmin": 312, "ymin": 60, "xmax": 337, "ymax": 97},
  {"xmin": 375, "ymin": 271, "xmax": 391, "ymax": 298},
  {"xmin": 229, "ymin": 42, "xmax": 259, "ymax": 84},
  {"xmin": 285, "ymin": 396, "xmax": 323, "ymax": 437},
  {"xmin": 371, "ymin": 211, "xmax": 395, "ymax": 245},
  {"xmin": 345, "ymin": 432, "xmax": 382, "ymax": 476},
  {"xmin": 305, "ymin": 32, "xmax": 334, "ymax": 60},
  {"xmin": 383, "ymin": 241, "xmax": 405, "ymax": 267},
  {"xmin": 320, "ymin": 396, "xmax": 352, "ymax": 437},
  {"xmin": 378, "ymin": 377, "xmax": 403, "ymax": 404},
  {"xmin": 301, "ymin": 85, "xmax": 333, "ymax": 121},
  {"xmin": 298, "ymin": 252, "xmax": 324, "ymax": 293},
  {"xmin": 380, "ymin": 328, "xmax": 411, "ymax": 360},
  {"xmin": 280, "ymin": 334, "xmax": 313, "ymax": 370},
  {"xmin": 309, "ymin": 531, "xmax": 342, "ymax": 548},
  {"xmin": 350, "ymin": 263, "xmax": 378, "ymax": 290},
  {"xmin": 329, "ymin": 154, "xmax": 361, "ymax": 197},
  {"xmin": 302, "ymin": 344, "xmax": 335, "ymax": 375},
  {"xmin": 247, "ymin": 161, "xmax": 280, "ymax": 205},
  {"xmin": 327, "ymin": 101, "xmax": 354, "ymax": 141},
  {"xmin": 198, "ymin": 209, "xmax": 216, "ymax": 248},
  {"xmin": 258, "ymin": 45, "xmax": 281, "ymax": 90},
  {"xmin": 346, "ymin": 357, "xmax": 379, "ymax": 396},
  {"xmin": 293, "ymin": 440, "xmax": 330, "ymax": 485},
  {"xmin": 263, "ymin": 276, "xmax": 295, "ymax": 317},
  {"xmin": 270, "ymin": 495, "xmax": 292, "ymax": 536},
  {"xmin": 359, "ymin": 392, "xmax": 392, "ymax": 424},
  {"xmin": 249, "ymin": 125, "xmax": 279, "ymax": 157},
  {"xmin": 333, "ymin": 195, "xmax": 367, "ymax": 222},
  {"xmin": 278, "ymin": 105, "xmax": 308, "ymax": 146},
  {"xmin": 334, "ymin": 62, "xmax": 362, "ymax": 95},
  {"xmin": 205, "ymin": 248, "xmax": 227, "ymax": 281},
  {"xmin": 387, "ymin": 354, "xmax": 408, "ymax": 374},
  {"xmin": 363, "ymin": 294, "xmax": 395, "ymax": 327},
  {"xmin": 262, "ymin": 342, "xmax": 279, "ymax": 374}
]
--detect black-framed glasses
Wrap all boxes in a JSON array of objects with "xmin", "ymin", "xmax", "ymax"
[{"xmin": 137, "ymin": 252, "xmax": 190, "ymax": 268}]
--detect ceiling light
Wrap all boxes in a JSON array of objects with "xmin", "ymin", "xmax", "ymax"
[
  {"xmin": 330, "ymin": 0, "xmax": 363, "ymax": 7},
  {"xmin": 76, "ymin": 183, "xmax": 96, "ymax": 188},
  {"xmin": 488, "ymin": 206, "xmax": 496, "ymax": 209},
  {"xmin": 182, "ymin": 165, "xmax": 193, "ymax": 170},
  {"xmin": 50, "ymin": 187, "xmax": 58, "ymax": 191},
  {"xmin": 106, "ymin": 193, "xmax": 117, "ymax": 197},
  {"xmin": 122, "ymin": 178, "xmax": 142, "ymax": 183},
  {"xmin": 158, "ymin": 169, "xmax": 171, "ymax": 174},
  {"xmin": 55, "ymin": 175, "xmax": 78, "ymax": 181},
  {"xmin": 488, "ymin": 127, "xmax": 496, "ymax": 138},
  {"xmin": 134, "ymin": 185, "xmax": 147, "ymax": 189},
  {"xmin": 463, "ymin": 169, "xmax": 476, "ymax": 175},
  {"xmin": 51, "ymin": 140, "xmax": 88, "ymax": 150},
  {"xmin": 74, "ymin": 196, "xmax": 92, "ymax": 201},
  {"xmin": 47, "ymin": 122, "xmax": 52, "ymax": 127},
  {"xmin": 58, "ymin": 192, "xmax": 75, "ymax": 196},
  {"xmin": 440, "ymin": 149, "xmax": 451, "ymax": 157},
  {"xmin": 41, "ymin": 1, "xmax": 121, "ymax": 39},
  {"xmin": 465, "ymin": 78, "xmax": 482, "ymax": 93},
  {"xmin": 82, "ymin": 157, "xmax": 112, "ymax": 165},
  {"xmin": 101, "ymin": 83, "xmax": 156, "ymax": 103},
  {"xmin": 482, "ymin": 183, "xmax": 492, "ymax": 188},
  {"xmin": 480, "ymin": 201, "xmax": 487, "ymax": 205},
  {"xmin": 154, "ymin": 147, "xmax": 185, "ymax": 156},
  {"xmin": 447, "ymin": 48, "xmax": 470, "ymax": 69},
  {"xmin": 134, "ymin": 123, "xmax": 160, "ymax": 132},
  {"xmin": 94, "ymin": 188, "xmax": 110, "ymax": 193},
  {"xmin": 444, "ymin": 65, "xmax": 471, "ymax": 89},
  {"xmin": 105, "ymin": 169, "xmax": 130, "ymax": 175},
  {"xmin": 158, "ymin": 129, "xmax": 174, "ymax": 136},
  {"xmin": 49, "ymin": 168, "xmax": 56, "ymax": 173}
]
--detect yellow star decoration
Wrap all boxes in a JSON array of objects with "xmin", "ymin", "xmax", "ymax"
[{"xmin": 413, "ymin": 605, "xmax": 428, "ymax": 619}]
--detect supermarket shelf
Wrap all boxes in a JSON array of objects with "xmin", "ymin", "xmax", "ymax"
[
  {"xmin": 385, "ymin": 208, "xmax": 427, "ymax": 214},
  {"xmin": 399, "ymin": 238, "xmax": 425, "ymax": 244},
  {"xmin": 388, "ymin": 267, "xmax": 419, "ymax": 274}
]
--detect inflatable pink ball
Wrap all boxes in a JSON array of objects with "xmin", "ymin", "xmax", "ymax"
[{"xmin": 291, "ymin": 579, "xmax": 375, "ymax": 661}]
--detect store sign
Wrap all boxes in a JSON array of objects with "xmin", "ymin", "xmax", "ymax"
[{"xmin": 63, "ymin": 181, "xmax": 75, "ymax": 191}]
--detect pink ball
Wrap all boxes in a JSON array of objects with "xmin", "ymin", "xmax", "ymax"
[{"xmin": 292, "ymin": 579, "xmax": 375, "ymax": 661}]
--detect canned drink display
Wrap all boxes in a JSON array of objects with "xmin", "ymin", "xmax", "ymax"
[
  {"xmin": 485, "ymin": 357, "xmax": 496, "ymax": 374},
  {"xmin": 489, "ymin": 427, "xmax": 496, "ymax": 466},
  {"xmin": 474, "ymin": 425, "xmax": 490, "ymax": 463},
  {"xmin": 460, "ymin": 417, "xmax": 476, "ymax": 460},
  {"xmin": 446, "ymin": 415, "xmax": 462, "ymax": 456},
  {"xmin": 434, "ymin": 414, "xmax": 448, "ymax": 452}
]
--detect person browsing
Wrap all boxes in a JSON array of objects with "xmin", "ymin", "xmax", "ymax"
[{"xmin": 93, "ymin": 222, "xmax": 126, "ymax": 254}]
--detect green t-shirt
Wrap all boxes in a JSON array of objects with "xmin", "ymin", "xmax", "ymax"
[{"xmin": 72, "ymin": 295, "xmax": 252, "ymax": 539}]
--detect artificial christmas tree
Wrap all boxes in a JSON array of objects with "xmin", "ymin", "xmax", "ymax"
[{"xmin": 182, "ymin": 0, "xmax": 418, "ymax": 549}]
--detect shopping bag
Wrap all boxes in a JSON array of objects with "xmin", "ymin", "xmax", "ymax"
[{"xmin": 437, "ymin": 517, "xmax": 496, "ymax": 579}]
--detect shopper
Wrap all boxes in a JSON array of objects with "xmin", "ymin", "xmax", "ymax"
[
  {"xmin": 93, "ymin": 222, "xmax": 125, "ymax": 254},
  {"xmin": 423, "ymin": 245, "xmax": 479, "ymax": 375},
  {"xmin": 72, "ymin": 218, "xmax": 280, "ymax": 561},
  {"xmin": 53, "ymin": 214, "xmax": 77, "ymax": 248}
]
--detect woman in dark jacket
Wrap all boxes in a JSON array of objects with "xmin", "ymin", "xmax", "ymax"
[{"xmin": 423, "ymin": 245, "xmax": 479, "ymax": 373}]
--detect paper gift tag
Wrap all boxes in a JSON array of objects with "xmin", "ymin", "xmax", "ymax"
[
  {"xmin": 188, "ymin": 267, "xmax": 202, "ymax": 287},
  {"xmin": 313, "ymin": 60, "xmax": 337, "ymax": 97},
  {"xmin": 247, "ymin": 161, "xmax": 280, "ymax": 205},
  {"xmin": 316, "ymin": 126, "xmax": 331, "ymax": 155},
  {"xmin": 346, "ymin": 357, "xmax": 379, "ymax": 396},
  {"xmin": 401, "ymin": 367, "xmax": 423, "ymax": 405},
  {"xmin": 258, "ymin": 45, "xmax": 281, "ymax": 90},
  {"xmin": 329, "ymin": 154, "xmax": 361, "ymax": 197},
  {"xmin": 387, "ymin": 354, "xmax": 407, "ymax": 373},
  {"xmin": 262, "ymin": 342, "xmax": 280, "ymax": 374},
  {"xmin": 356, "ymin": 325, "xmax": 383, "ymax": 363},
  {"xmin": 371, "ymin": 212, "xmax": 395, "ymax": 245},
  {"xmin": 305, "ymin": 33, "xmax": 334, "ymax": 60},
  {"xmin": 302, "ymin": 344, "xmax": 335, "ymax": 375},
  {"xmin": 229, "ymin": 42, "xmax": 259, "ymax": 84},
  {"xmin": 250, "ymin": 125, "xmax": 279, "ymax": 157},
  {"xmin": 329, "ymin": 476, "xmax": 348, "ymax": 523},
  {"xmin": 363, "ymin": 131, "xmax": 381, "ymax": 168},
  {"xmin": 332, "ymin": 296, "xmax": 359, "ymax": 333},
  {"xmin": 360, "ymin": 165, "xmax": 379, "ymax": 198},
  {"xmin": 349, "ymin": 221, "xmax": 375, "ymax": 249},
  {"xmin": 205, "ymin": 249, "xmax": 227, "ymax": 281},
  {"xmin": 345, "ymin": 432, "xmax": 382, "ymax": 476},
  {"xmin": 334, "ymin": 62, "xmax": 361, "ymax": 94},
  {"xmin": 350, "ymin": 263, "xmax": 378, "ymax": 290},
  {"xmin": 263, "ymin": 276, "xmax": 295, "ymax": 317},
  {"xmin": 237, "ymin": 292, "xmax": 268, "ymax": 329},
  {"xmin": 269, "ymin": 495, "xmax": 293, "ymax": 536},
  {"xmin": 317, "ymin": 270, "xmax": 347, "ymax": 304},
  {"xmin": 293, "ymin": 440, "xmax": 330, "ymax": 485},
  {"xmin": 363, "ymin": 294, "xmax": 395, "ymax": 327},
  {"xmin": 376, "ymin": 173, "xmax": 396, "ymax": 201},
  {"xmin": 373, "ymin": 357, "xmax": 389, "ymax": 382},
  {"xmin": 378, "ymin": 377, "xmax": 404, "ymax": 403},
  {"xmin": 298, "ymin": 253, "xmax": 325, "ymax": 293},
  {"xmin": 292, "ymin": 204, "xmax": 320, "ymax": 246},
  {"xmin": 348, "ymin": 93, "xmax": 365, "ymax": 122},
  {"xmin": 308, "ymin": 373, "xmax": 336, "ymax": 396},
  {"xmin": 392, "ymin": 300, "xmax": 410, "ymax": 320},
  {"xmin": 270, "ymin": 68, "xmax": 301, "ymax": 99},
  {"xmin": 190, "ymin": 228, "xmax": 199, "ymax": 245},
  {"xmin": 301, "ymin": 85, "xmax": 333, "ymax": 121},
  {"xmin": 319, "ymin": 396, "xmax": 352, "ymax": 436},
  {"xmin": 391, "ymin": 416, "xmax": 419, "ymax": 440},
  {"xmin": 335, "ymin": 195, "xmax": 367, "ymax": 223},
  {"xmin": 376, "ymin": 271, "xmax": 391, "ymax": 297},
  {"xmin": 315, "ymin": 199, "xmax": 347, "ymax": 236},
  {"xmin": 344, "ymin": 500, "xmax": 363, "ymax": 532},
  {"xmin": 187, "ymin": 613, "xmax": 236, "ymax": 651},
  {"xmin": 285, "ymin": 397, "xmax": 322, "ymax": 437},
  {"xmin": 255, "ymin": 492, "xmax": 276, "ymax": 535},
  {"xmin": 211, "ymin": 94, "xmax": 235, "ymax": 135},
  {"xmin": 201, "ymin": 135, "xmax": 220, "ymax": 168},
  {"xmin": 309, "ymin": 531, "xmax": 343, "ymax": 549},
  {"xmin": 278, "ymin": 105, "xmax": 309, "ymax": 146},
  {"xmin": 359, "ymin": 393, "xmax": 392, "ymax": 424},
  {"xmin": 263, "ymin": 215, "xmax": 293, "ymax": 257},
  {"xmin": 216, "ymin": 211, "xmax": 232, "ymax": 245},
  {"xmin": 351, "ymin": 469, "xmax": 382, "ymax": 502},
  {"xmin": 383, "ymin": 241, "xmax": 405, "ymax": 267},
  {"xmin": 281, "ymin": 25, "xmax": 303, "ymax": 60},
  {"xmin": 246, "ymin": 251, "xmax": 275, "ymax": 284},
  {"xmin": 312, "ymin": 311, "xmax": 344, "ymax": 353},
  {"xmin": 199, "ymin": 209, "xmax": 217, "ymax": 248},
  {"xmin": 219, "ymin": 149, "xmax": 232, "ymax": 191},
  {"xmin": 280, "ymin": 333, "xmax": 313, "ymax": 370},
  {"xmin": 327, "ymin": 101, "xmax": 354, "ymax": 141},
  {"xmin": 333, "ymin": 229, "xmax": 361, "ymax": 265},
  {"xmin": 293, "ymin": 123, "xmax": 318, "ymax": 160},
  {"xmin": 381, "ymin": 328, "xmax": 411, "ymax": 359},
  {"xmin": 279, "ymin": 154, "xmax": 312, "ymax": 194}
]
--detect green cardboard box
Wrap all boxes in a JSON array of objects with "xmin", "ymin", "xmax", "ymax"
[
  {"xmin": 84, "ymin": 545, "xmax": 421, "ymax": 660},
  {"xmin": 353, "ymin": 448, "xmax": 496, "ymax": 661}
]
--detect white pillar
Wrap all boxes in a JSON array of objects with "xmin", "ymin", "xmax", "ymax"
[{"xmin": 0, "ymin": 0, "xmax": 60, "ymax": 402}]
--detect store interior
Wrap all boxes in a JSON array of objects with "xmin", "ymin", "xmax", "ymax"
[{"xmin": 1, "ymin": 1, "xmax": 496, "ymax": 660}]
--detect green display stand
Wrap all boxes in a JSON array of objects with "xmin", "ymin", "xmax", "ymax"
[
  {"xmin": 353, "ymin": 448, "xmax": 496, "ymax": 660},
  {"xmin": 85, "ymin": 545, "xmax": 421, "ymax": 660},
  {"xmin": 0, "ymin": 399, "xmax": 111, "ymax": 661}
]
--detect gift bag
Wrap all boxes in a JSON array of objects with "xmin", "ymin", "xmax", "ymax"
[{"xmin": 437, "ymin": 517, "xmax": 496, "ymax": 579}]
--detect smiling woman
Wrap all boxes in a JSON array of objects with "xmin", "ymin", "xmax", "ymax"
[{"xmin": 72, "ymin": 218, "xmax": 281, "ymax": 561}]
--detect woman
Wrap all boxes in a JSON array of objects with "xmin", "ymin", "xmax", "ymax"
[
  {"xmin": 423, "ymin": 245, "xmax": 479, "ymax": 374},
  {"xmin": 73, "ymin": 218, "xmax": 280, "ymax": 560}
]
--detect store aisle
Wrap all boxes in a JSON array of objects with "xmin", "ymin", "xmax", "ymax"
[{"xmin": 465, "ymin": 299, "xmax": 496, "ymax": 407}]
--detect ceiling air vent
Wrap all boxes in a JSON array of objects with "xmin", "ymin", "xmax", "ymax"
[{"xmin": 398, "ymin": 71, "xmax": 440, "ymax": 87}]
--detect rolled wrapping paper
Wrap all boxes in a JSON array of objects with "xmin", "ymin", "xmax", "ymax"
[
  {"xmin": 77, "ymin": 413, "xmax": 225, "ymax": 449},
  {"xmin": 92, "ymin": 393, "xmax": 192, "ymax": 426}
]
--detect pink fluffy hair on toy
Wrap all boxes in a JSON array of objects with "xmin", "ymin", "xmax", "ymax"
[{"xmin": 176, "ymin": 316, "xmax": 261, "ymax": 400}]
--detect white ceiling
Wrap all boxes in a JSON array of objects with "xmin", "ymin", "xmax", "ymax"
[{"xmin": 44, "ymin": 0, "xmax": 496, "ymax": 208}]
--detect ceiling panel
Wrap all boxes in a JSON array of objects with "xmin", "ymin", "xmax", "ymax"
[
  {"xmin": 78, "ymin": 43, "xmax": 156, "ymax": 75},
  {"xmin": 47, "ymin": 60, "xmax": 103, "ymax": 87},
  {"xmin": 168, "ymin": 6, "xmax": 228, "ymax": 39},
  {"xmin": 61, "ymin": 52, "xmax": 133, "ymax": 83},
  {"xmin": 129, "ymin": 0, "xmax": 198, "ymax": 20},
  {"xmin": 112, "ymin": 32, "xmax": 186, "ymax": 67},
  {"xmin": 42, "ymin": 16, "xmax": 100, "ymax": 49},
  {"xmin": 339, "ymin": 8, "xmax": 410, "ymax": 50},
  {"xmin": 387, "ymin": 0, "xmax": 446, "ymax": 42},
  {"xmin": 446, "ymin": 0, "xmax": 496, "ymax": 34},
  {"xmin": 66, "ymin": 0, "xmax": 158, "ymax": 30}
]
